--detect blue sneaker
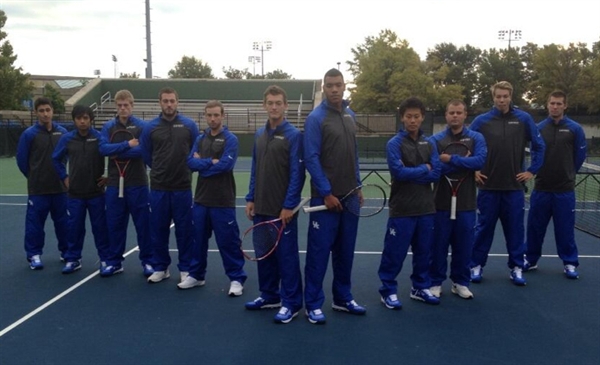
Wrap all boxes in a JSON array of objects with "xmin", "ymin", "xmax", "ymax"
[
  {"xmin": 245, "ymin": 297, "xmax": 282, "ymax": 310},
  {"xmin": 381, "ymin": 294, "xmax": 402, "ymax": 310},
  {"xmin": 564, "ymin": 265, "xmax": 579, "ymax": 279},
  {"xmin": 274, "ymin": 307, "xmax": 299, "ymax": 324},
  {"xmin": 332, "ymin": 300, "xmax": 366, "ymax": 315},
  {"xmin": 142, "ymin": 264, "xmax": 155, "ymax": 277},
  {"xmin": 306, "ymin": 309, "xmax": 326, "ymax": 324},
  {"xmin": 510, "ymin": 267, "xmax": 527, "ymax": 286},
  {"xmin": 62, "ymin": 260, "xmax": 82, "ymax": 274},
  {"xmin": 410, "ymin": 288, "xmax": 441, "ymax": 305},
  {"xmin": 28, "ymin": 255, "xmax": 44, "ymax": 270},
  {"xmin": 523, "ymin": 259, "xmax": 538, "ymax": 272},
  {"xmin": 100, "ymin": 264, "xmax": 124, "ymax": 277},
  {"xmin": 470, "ymin": 265, "xmax": 483, "ymax": 283}
]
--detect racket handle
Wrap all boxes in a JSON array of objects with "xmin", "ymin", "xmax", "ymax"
[
  {"xmin": 292, "ymin": 197, "xmax": 312, "ymax": 214},
  {"xmin": 303, "ymin": 204, "xmax": 327, "ymax": 213},
  {"xmin": 450, "ymin": 196, "xmax": 457, "ymax": 220},
  {"xmin": 118, "ymin": 176, "xmax": 124, "ymax": 198}
]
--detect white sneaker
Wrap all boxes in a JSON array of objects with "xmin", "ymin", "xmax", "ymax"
[
  {"xmin": 429, "ymin": 286, "xmax": 442, "ymax": 298},
  {"xmin": 180, "ymin": 271, "xmax": 189, "ymax": 282},
  {"xmin": 147, "ymin": 269, "xmax": 170, "ymax": 283},
  {"xmin": 451, "ymin": 283, "xmax": 474, "ymax": 299},
  {"xmin": 177, "ymin": 276, "xmax": 206, "ymax": 290},
  {"xmin": 228, "ymin": 281, "xmax": 243, "ymax": 296}
]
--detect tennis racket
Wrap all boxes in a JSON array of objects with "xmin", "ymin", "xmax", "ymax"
[
  {"xmin": 110, "ymin": 129, "xmax": 135, "ymax": 198},
  {"xmin": 442, "ymin": 142, "xmax": 471, "ymax": 220},
  {"xmin": 241, "ymin": 197, "xmax": 311, "ymax": 261},
  {"xmin": 302, "ymin": 184, "xmax": 387, "ymax": 217}
]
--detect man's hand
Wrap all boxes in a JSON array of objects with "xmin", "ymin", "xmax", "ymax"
[
  {"xmin": 516, "ymin": 171, "xmax": 534, "ymax": 183},
  {"xmin": 245, "ymin": 202, "xmax": 255, "ymax": 221},
  {"xmin": 439, "ymin": 153, "xmax": 451, "ymax": 163},
  {"xmin": 324, "ymin": 194, "xmax": 342, "ymax": 212},
  {"xmin": 475, "ymin": 171, "xmax": 487, "ymax": 185},
  {"xmin": 96, "ymin": 176, "xmax": 108, "ymax": 188},
  {"xmin": 193, "ymin": 152, "xmax": 201, "ymax": 158},
  {"xmin": 279, "ymin": 208, "xmax": 294, "ymax": 228},
  {"xmin": 63, "ymin": 177, "xmax": 69, "ymax": 189},
  {"xmin": 128, "ymin": 138, "xmax": 139, "ymax": 147}
]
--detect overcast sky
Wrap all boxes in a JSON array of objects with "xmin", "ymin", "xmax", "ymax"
[{"xmin": 1, "ymin": 0, "xmax": 599, "ymax": 81}]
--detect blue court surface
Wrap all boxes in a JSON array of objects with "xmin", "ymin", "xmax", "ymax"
[{"xmin": 0, "ymin": 195, "xmax": 598, "ymax": 365}]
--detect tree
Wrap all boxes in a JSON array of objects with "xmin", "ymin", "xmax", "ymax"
[
  {"xmin": 168, "ymin": 56, "xmax": 214, "ymax": 79},
  {"xmin": 42, "ymin": 84, "xmax": 65, "ymax": 113},
  {"xmin": 576, "ymin": 40, "xmax": 600, "ymax": 113},
  {"xmin": 0, "ymin": 10, "xmax": 34, "ymax": 110},
  {"xmin": 222, "ymin": 66, "xmax": 251, "ymax": 79},
  {"xmin": 348, "ymin": 29, "xmax": 461, "ymax": 112},
  {"xmin": 472, "ymin": 47, "xmax": 528, "ymax": 110},
  {"xmin": 265, "ymin": 69, "xmax": 292, "ymax": 79},
  {"xmin": 530, "ymin": 43, "xmax": 592, "ymax": 110},
  {"xmin": 119, "ymin": 72, "xmax": 140, "ymax": 78},
  {"xmin": 425, "ymin": 43, "xmax": 482, "ymax": 108}
]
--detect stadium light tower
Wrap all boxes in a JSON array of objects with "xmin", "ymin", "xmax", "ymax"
[
  {"xmin": 248, "ymin": 56, "xmax": 261, "ymax": 77},
  {"xmin": 252, "ymin": 41, "xmax": 272, "ymax": 77},
  {"xmin": 498, "ymin": 29, "xmax": 522, "ymax": 50},
  {"xmin": 337, "ymin": 62, "xmax": 341, "ymax": 70}
]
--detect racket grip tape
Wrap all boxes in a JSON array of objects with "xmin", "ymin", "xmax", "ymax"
[
  {"xmin": 303, "ymin": 204, "xmax": 327, "ymax": 213},
  {"xmin": 450, "ymin": 196, "xmax": 457, "ymax": 220},
  {"xmin": 118, "ymin": 176, "xmax": 124, "ymax": 198}
]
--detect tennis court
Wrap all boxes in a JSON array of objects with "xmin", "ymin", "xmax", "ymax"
[{"xmin": 0, "ymin": 157, "xmax": 599, "ymax": 364}]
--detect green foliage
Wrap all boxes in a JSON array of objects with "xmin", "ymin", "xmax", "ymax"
[
  {"xmin": 265, "ymin": 69, "xmax": 292, "ymax": 79},
  {"xmin": 0, "ymin": 10, "xmax": 34, "ymax": 110},
  {"xmin": 42, "ymin": 84, "xmax": 65, "ymax": 113},
  {"xmin": 168, "ymin": 56, "xmax": 214, "ymax": 79},
  {"xmin": 222, "ymin": 66, "xmax": 251, "ymax": 79},
  {"xmin": 119, "ymin": 72, "xmax": 140, "ymax": 78}
]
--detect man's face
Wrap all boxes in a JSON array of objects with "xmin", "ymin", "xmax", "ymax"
[
  {"xmin": 160, "ymin": 92, "xmax": 178, "ymax": 118},
  {"xmin": 445, "ymin": 104, "xmax": 467, "ymax": 129},
  {"xmin": 116, "ymin": 99, "xmax": 133, "ymax": 121},
  {"xmin": 36, "ymin": 104, "xmax": 53, "ymax": 125},
  {"xmin": 323, "ymin": 75, "xmax": 345, "ymax": 106},
  {"xmin": 401, "ymin": 108, "xmax": 424, "ymax": 133},
  {"xmin": 74, "ymin": 114, "xmax": 91, "ymax": 132},
  {"xmin": 204, "ymin": 106, "xmax": 223, "ymax": 132},
  {"xmin": 493, "ymin": 88, "xmax": 512, "ymax": 113},
  {"xmin": 264, "ymin": 93, "xmax": 288, "ymax": 123},
  {"xmin": 547, "ymin": 96, "xmax": 567, "ymax": 120}
]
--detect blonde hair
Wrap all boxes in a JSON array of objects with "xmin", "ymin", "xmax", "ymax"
[
  {"xmin": 490, "ymin": 81, "xmax": 513, "ymax": 96},
  {"xmin": 115, "ymin": 89, "xmax": 134, "ymax": 104}
]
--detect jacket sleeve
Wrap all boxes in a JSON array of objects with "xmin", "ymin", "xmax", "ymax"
[
  {"xmin": 16, "ymin": 128, "xmax": 33, "ymax": 177},
  {"xmin": 387, "ymin": 136, "xmax": 429, "ymax": 181},
  {"xmin": 186, "ymin": 135, "xmax": 212, "ymax": 172},
  {"xmin": 245, "ymin": 132, "xmax": 259, "ymax": 202},
  {"xmin": 304, "ymin": 113, "xmax": 331, "ymax": 197},
  {"xmin": 524, "ymin": 114, "xmax": 545, "ymax": 174},
  {"xmin": 199, "ymin": 133, "xmax": 238, "ymax": 178},
  {"xmin": 52, "ymin": 134, "xmax": 69, "ymax": 180},
  {"xmin": 99, "ymin": 124, "xmax": 131, "ymax": 157},
  {"xmin": 573, "ymin": 123, "xmax": 587, "ymax": 172},
  {"xmin": 413, "ymin": 139, "xmax": 441, "ymax": 184},
  {"xmin": 449, "ymin": 131, "xmax": 487, "ymax": 171},
  {"xmin": 283, "ymin": 130, "xmax": 305, "ymax": 209}
]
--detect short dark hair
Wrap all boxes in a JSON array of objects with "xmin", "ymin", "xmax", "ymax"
[
  {"xmin": 548, "ymin": 90, "xmax": 567, "ymax": 104},
  {"xmin": 324, "ymin": 68, "xmax": 343, "ymax": 82},
  {"xmin": 159, "ymin": 87, "xmax": 179, "ymax": 100},
  {"xmin": 34, "ymin": 97, "xmax": 52, "ymax": 111},
  {"xmin": 71, "ymin": 105, "xmax": 95, "ymax": 121},
  {"xmin": 204, "ymin": 100, "xmax": 224, "ymax": 114},
  {"xmin": 446, "ymin": 99, "xmax": 467, "ymax": 112},
  {"xmin": 398, "ymin": 97, "xmax": 426, "ymax": 117},
  {"xmin": 263, "ymin": 85, "xmax": 288, "ymax": 104}
]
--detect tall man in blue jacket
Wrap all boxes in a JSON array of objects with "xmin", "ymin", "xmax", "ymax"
[
  {"xmin": 99, "ymin": 90, "xmax": 151, "ymax": 277},
  {"xmin": 378, "ymin": 97, "xmax": 441, "ymax": 310},
  {"xmin": 244, "ymin": 85, "xmax": 305, "ymax": 324},
  {"xmin": 524, "ymin": 90, "xmax": 587, "ymax": 279},
  {"xmin": 303, "ymin": 68, "xmax": 366, "ymax": 324},
  {"xmin": 16, "ymin": 97, "xmax": 69, "ymax": 269},
  {"xmin": 429, "ymin": 100, "xmax": 486, "ymax": 300},
  {"xmin": 469, "ymin": 81, "xmax": 545, "ymax": 286},
  {"xmin": 140, "ymin": 87, "xmax": 199, "ymax": 284},
  {"xmin": 52, "ymin": 105, "xmax": 110, "ymax": 274},
  {"xmin": 179, "ymin": 100, "xmax": 247, "ymax": 296}
]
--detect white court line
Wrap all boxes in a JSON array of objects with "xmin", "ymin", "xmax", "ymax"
[
  {"xmin": 0, "ymin": 245, "xmax": 139, "ymax": 338},
  {"xmin": 0, "ymin": 203, "xmax": 26, "ymax": 206}
]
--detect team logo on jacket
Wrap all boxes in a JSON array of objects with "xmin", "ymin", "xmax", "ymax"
[
  {"xmin": 52, "ymin": 132, "xmax": 62, "ymax": 136},
  {"xmin": 274, "ymin": 135, "xmax": 285, "ymax": 140},
  {"xmin": 173, "ymin": 124, "xmax": 184, "ymax": 128},
  {"xmin": 508, "ymin": 121, "xmax": 519, "ymax": 125},
  {"xmin": 418, "ymin": 141, "xmax": 428, "ymax": 145},
  {"xmin": 88, "ymin": 138, "xmax": 97, "ymax": 142},
  {"xmin": 215, "ymin": 138, "xmax": 225, "ymax": 143},
  {"xmin": 558, "ymin": 129, "xmax": 570, "ymax": 133}
]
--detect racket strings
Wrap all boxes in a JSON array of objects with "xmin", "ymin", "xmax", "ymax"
[
  {"xmin": 343, "ymin": 185, "xmax": 387, "ymax": 217},
  {"xmin": 243, "ymin": 222, "xmax": 280, "ymax": 260}
]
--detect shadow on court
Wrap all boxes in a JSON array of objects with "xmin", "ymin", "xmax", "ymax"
[{"xmin": 0, "ymin": 196, "xmax": 598, "ymax": 365}]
